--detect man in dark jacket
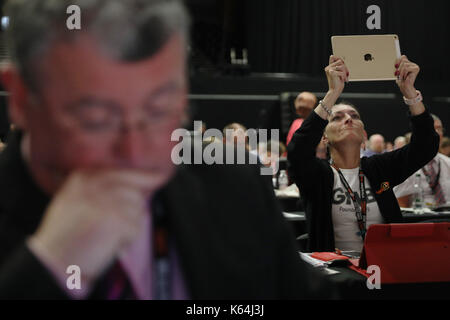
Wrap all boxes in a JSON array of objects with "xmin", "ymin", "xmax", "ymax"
[{"xmin": 0, "ymin": 0, "xmax": 332, "ymax": 299}]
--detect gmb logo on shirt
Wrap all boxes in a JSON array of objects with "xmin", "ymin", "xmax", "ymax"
[{"xmin": 332, "ymin": 187, "xmax": 376, "ymax": 205}]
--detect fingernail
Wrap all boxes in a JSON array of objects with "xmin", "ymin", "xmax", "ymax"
[
  {"xmin": 347, "ymin": 72, "xmax": 349, "ymax": 76},
  {"xmin": 395, "ymin": 64, "xmax": 399, "ymax": 68},
  {"xmin": 395, "ymin": 71, "xmax": 399, "ymax": 76}
]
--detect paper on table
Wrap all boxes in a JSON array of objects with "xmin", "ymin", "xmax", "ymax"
[
  {"xmin": 400, "ymin": 207, "xmax": 436, "ymax": 215},
  {"xmin": 283, "ymin": 212, "xmax": 305, "ymax": 220},
  {"xmin": 299, "ymin": 252, "xmax": 327, "ymax": 268},
  {"xmin": 299, "ymin": 253, "xmax": 341, "ymax": 275},
  {"xmin": 322, "ymin": 268, "xmax": 340, "ymax": 275},
  {"xmin": 275, "ymin": 184, "xmax": 300, "ymax": 198}
]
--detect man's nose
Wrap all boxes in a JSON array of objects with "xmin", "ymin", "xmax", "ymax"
[{"xmin": 114, "ymin": 122, "xmax": 148, "ymax": 166}]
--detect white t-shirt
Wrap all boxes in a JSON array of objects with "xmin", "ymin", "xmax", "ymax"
[
  {"xmin": 331, "ymin": 167, "xmax": 384, "ymax": 252},
  {"xmin": 393, "ymin": 153, "xmax": 450, "ymax": 208}
]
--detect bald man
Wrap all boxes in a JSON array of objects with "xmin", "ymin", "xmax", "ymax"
[
  {"xmin": 362, "ymin": 134, "xmax": 385, "ymax": 157},
  {"xmin": 286, "ymin": 92, "xmax": 317, "ymax": 145},
  {"xmin": 394, "ymin": 136, "xmax": 407, "ymax": 150}
]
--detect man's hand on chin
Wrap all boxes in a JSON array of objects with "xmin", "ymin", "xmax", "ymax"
[{"xmin": 28, "ymin": 168, "xmax": 168, "ymax": 292}]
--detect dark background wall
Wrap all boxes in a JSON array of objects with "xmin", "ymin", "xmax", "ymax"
[
  {"xmin": 188, "ymin": 75, "xmax": 450, "ymax": 143},
  {"xmin": 186, "ymin": 0, "xmax": 450, "ymax": 143},
  {"xmin": 244, "ymin": 0, "xmax": 450, "ymax": 81},
  {"xmin": 0, "ymin": 0, "xmax": 449, "ymax": 143}
]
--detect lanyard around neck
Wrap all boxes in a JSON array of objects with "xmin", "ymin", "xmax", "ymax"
[{"xmin": 331, "ymin": 163, "xmax": 368, "ymax": 240}]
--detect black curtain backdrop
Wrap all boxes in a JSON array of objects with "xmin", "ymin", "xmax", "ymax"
[{"xmin": 245, "ymin": 0, "xmax": 450, "ymax": 82}]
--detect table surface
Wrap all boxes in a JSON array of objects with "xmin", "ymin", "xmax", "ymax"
[
  {"xmin": 304, "ymin": 258, "xmax": 450, "ymax": 299},
  {"xmin": 274, "ymin": 185, "xmax": 300, "ymax": 198},
  {"xmin": 282, "ymin": 210, "xmax": 450, "ymax": 221},
  {"xmin": 401, "ymin": 210, "xmax": 450, "ymax": 222},
  {"xmin": 327, "ymin": 266, "xmax": 450, "ymax": 299},
  {"xmin": 283, "ymin": 211, "xmax": 306, "ymax": 221}
]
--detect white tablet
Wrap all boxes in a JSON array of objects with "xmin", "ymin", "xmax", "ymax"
[{"xmin": 331, "ymin": 34, "xmax": 401, "ymax": 81}]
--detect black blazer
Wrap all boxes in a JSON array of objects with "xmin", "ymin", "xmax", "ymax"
[
  {"xmin": 0, "ymin": 132, "xmax": 333, "ymax": 299},
  {"xmin": 287, "ymin": 110, "xmax": 440, "ymax": 252}
]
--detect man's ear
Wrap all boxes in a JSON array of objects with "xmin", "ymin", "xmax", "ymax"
[{"xmin": 0, "ymin": 64, "xmax": 29, "ymax": 130}]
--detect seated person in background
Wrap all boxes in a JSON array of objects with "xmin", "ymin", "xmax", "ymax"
[
  {"xmin": 0, "ymin": 0, "xmax": 331, "ymax": 299},
  {"xmin": 286, "ymin": 91, "xmax": 317, "ymax": 146},
  {"xmin": 394, "ymin": 114, "xmax": 450, "ymax": 208},
  {"xmin": 249, "ymin": 141, "xmax": 265, "ymax": 162},
  {"xmin": 360, "ymin": 136, "xmax": 368, "ymax": 157},
  {"xmin": 404, "ymin": 132, "xmax": 412, "ymax": 144},
  {"xmin": 394, "ymin": 135, "xmax": 407, "ymax": 150},
  {"xmin": 385, "ymin": 141, "xmax": 394, "ymax": 152},
  {"xmin": 288, "ymin": 54, "xmax": 439, "ymax": 252},
  {"xmin": 258, "ymin": 140, "xmax": 285, "ymax": 176},
  {"xmin": 279, "ymin": 141, "xmax": 287, "ymax": 158},
  {"xmin": 223, "ymin": 122, "xmax": 263, "ymax": 167},
  {"xmin": 439, "ymin": 136, "xmax": 450, "ymax": 157},
  {"xmin": 223, "ymin": 122, "xmax": 249, "ymax": 150},
  {"xmin": 362, "ymin": 133, "xmax": 385, "ymax": 157},
  {"xmin": 316, "ymin": 137, "xmax": 328, "ymax": 160},
  {"xmin": 286, "ymin": 92, "xmax": 328, "ymax": 160}
]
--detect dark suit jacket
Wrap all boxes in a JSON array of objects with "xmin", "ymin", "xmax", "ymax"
[
  {"xmin": 287, "ymin": 111, "xmax": 440, "ymax": 252},
  {"xmin": 0, "ymin": 131, "xmax": 333, "ymax": 299}
]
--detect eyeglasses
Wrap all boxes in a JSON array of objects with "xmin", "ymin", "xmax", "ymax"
[
  {"xmin": 67, "ymin": 102, "xmax": 180, "ymax": 134},
  {"xmin": 29, "ymin": 91, "xmax": 184, "ymax": 137}
]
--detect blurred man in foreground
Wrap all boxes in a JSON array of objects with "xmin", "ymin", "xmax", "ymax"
[{"xmin": 0, "ymin": 0, "xmax": 331, "ymax": 299}]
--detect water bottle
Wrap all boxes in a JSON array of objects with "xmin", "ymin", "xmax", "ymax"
[
  {"xmin": 272, "ymin": 176, "xmax": 277, "ymax": 188},
  {"xmin": 412, "ymin": 173, "xmax": 424, "ymax": 213},
  {"xmin": 278, "ymin": 170, "xmax": 289, "ymax": 190}
]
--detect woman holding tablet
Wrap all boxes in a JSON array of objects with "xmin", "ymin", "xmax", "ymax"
[{"xmin": 287, "ymin": 55, "xmax": 439, "ymax": 252}]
